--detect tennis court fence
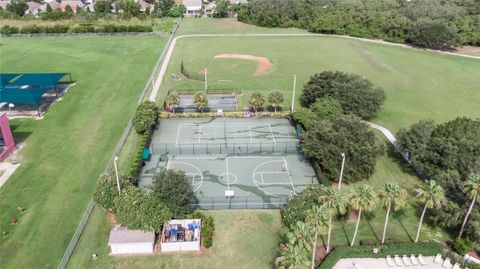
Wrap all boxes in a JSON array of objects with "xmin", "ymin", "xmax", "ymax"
[
  {"xmin": 151, "ymin": 141, "xmax": 300, "ymax": 156},
  {"xmin": 190, "ymin": 196, "xmax": 289, "ymax": 210}
]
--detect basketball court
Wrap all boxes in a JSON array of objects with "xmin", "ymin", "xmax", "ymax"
[{"xmin": 140, "ymin": 118, "xmax": 316, "ymax": 209}]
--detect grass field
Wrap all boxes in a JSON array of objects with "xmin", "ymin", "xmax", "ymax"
[
  {"xmin": 0, "ymin": 35, "xmax": 167, "ymax": 268},
  {"xmin": 162, "ymin": 19, "xmax": 480, "ymax": 131},
  {"xmin": 67, "ymin": 210, "xmax": 284, "ymax": 269}
]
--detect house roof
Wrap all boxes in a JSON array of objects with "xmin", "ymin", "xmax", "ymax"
[
  {"xmin": 48, "ymin": 1, "xmax": 60, "ymax": 10},
  {"xmin": 108, "ymin": 225, "xmax": 155, "ymax": 244},
  {"xmin": 26, "ymin": 1, "xmax": 42, "ymax": 12},
  {"xmin": 181, "ymin": 0, "xmax": 202, "ymax": 8},
  {"xmin": 138, "ymin": 0, "xmax": 152, "ymax": 10},
  {"xmin": 229, "ymin": 0, "xmax": 248, "ymax": 3},
  {"xmin": 60, "ymin": 0, "xmax": 84, "ymax": 8},
  {"xmin": 0, "ymin": 1, "xmax": 10, "ymax": 9}
]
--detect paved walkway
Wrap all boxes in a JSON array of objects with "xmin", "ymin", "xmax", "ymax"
[
  {"xmin": 148, "ymin": 33, "xmax": 480, "ymax": 102},
  {"xmin": 365, "ymin": 122, "xmax": 397, "ymax": 145},
  {"xmin": 0, "ymin": 162, "xmax": 21, "ymax": 188}
]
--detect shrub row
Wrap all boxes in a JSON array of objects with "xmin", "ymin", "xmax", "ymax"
[
  {"xmin": 190, "ymin": 211, "xmax": 215, "ymax": 249},
  {"xmin": 159, "ymin": 111, "xmax": 291, "ymax": 119},
  {"xmin": 318, "ymin": 242, "xmax": 444, "ymax": 269},
  {"xmin": 0, "ymin": 24, "xmax": 153, "ymax": 34},
  {"xmin": 129, "ymin": 131, "xmax": 150, "ymax": 177},
  {"xmin": 442, "ymin": 250, "xmax": 480, "ymax": 269}
]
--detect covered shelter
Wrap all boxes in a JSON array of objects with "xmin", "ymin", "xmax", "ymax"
[
  {"xmin": 160, "ymin": 219, "xmax": 201, "ymax": 252},
  {"xmin": 0, "ymin": 73, "xmax": 72, "ymax": 116},
  {"xmin": 108, "ymin": 225, "xmax": 156, "ymax": 255}
]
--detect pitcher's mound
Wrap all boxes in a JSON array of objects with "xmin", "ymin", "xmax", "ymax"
[{"xmin": 214, "ymin": 54, "xmax": 272, "ymax": 76}]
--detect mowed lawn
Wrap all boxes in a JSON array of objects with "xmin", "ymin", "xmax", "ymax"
[
  {"xmin": 0, "ymin": 35, "xmax": 167, "ymax": 268},
  {"xmin": 67, "ymin": 210, "xmax": 284, "ymax": 269},
  {"xmin": 162, "ymin": 27, "xmax": 480, "ymax": 131}
]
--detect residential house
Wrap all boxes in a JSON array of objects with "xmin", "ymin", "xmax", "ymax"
[
  {"xmin": 0, "ymin": 0, "xmax": 10, "ymax": 10},
  {"xmin": 181, "ymin": 0, "xmax": 202, "ymax": 17},
  {"xmin": 138, "ymin": 0, "xmax": 153, "ymax": 13},
  {"xmin": 60, "ymin": 0, "xmax": 85, "ymax": 13},
  {"xmin": 25, "ymin": 1, "xmax": 42, "ymax": 15}
]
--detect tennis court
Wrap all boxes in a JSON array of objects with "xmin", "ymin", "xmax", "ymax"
[
  {"xmin": 176, "ymin": 94, "xmax": 238, "ymax": 111},
  {"xmin": 140, "ymin": 118, "xmax": 316, "ymax": 209}
]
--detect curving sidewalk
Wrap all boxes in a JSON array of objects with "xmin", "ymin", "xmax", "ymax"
[
  {"xmin": 365, "ymin": 122, "xmax": 397, "ymax": 145},
  {"xmin": 148, "ymin": 33, "xmax": 480, "ymax": 102}
]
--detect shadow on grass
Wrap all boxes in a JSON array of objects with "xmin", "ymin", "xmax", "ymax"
[
  {"xmin": 393, "ymin": 210, "xmax": 414, "ymax": 242},
  {"xmin": 365, "ymin": 212, "xmax": 380, "ymax": 242}
]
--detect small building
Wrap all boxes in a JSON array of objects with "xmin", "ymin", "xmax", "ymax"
[
  {"xmin": 60, "ymin": 0, "xmax": 85, "ymax": 13},
  {"xmin": 25, "ymin": 1, "xmax": 42, "ymax": 15},
  {"xmin": 108, "ymin": 225, "xmax": 156, "ymax": 255},
  {"xmin": 160, "ymin": 219, "xmax": 201, "ymax": 252},
  {"xmin": 0, "ymin": 113, "xmax": 15, "ymax": 161},
  {"xmin": 181, "ymin": 0, "xmax": 202, "ymax": 17}
]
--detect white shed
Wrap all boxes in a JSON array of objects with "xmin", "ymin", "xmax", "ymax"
[
  {"xmin": 108, "ymin": 225, "xmax": 156, "ymax": 255},
  {"xmin": 160, "ymin": 219, "xmax": 201, "ymax": 252}
]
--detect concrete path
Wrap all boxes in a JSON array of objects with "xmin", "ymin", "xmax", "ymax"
[
  {"xmin": 148, "ymin": 33, "xmax": 480, "ymax": 102},
  {"xmin": 365, "ymin": 122, "xmax": 397, "ymax": 145},
  {"xmin": 0, "ymin": 162, "xmax": 21, "ymax": 188}
]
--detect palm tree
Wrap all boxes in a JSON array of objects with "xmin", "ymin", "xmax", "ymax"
[
  {"xmin": 276, "ymin": 242, "xmax": 311, "ymax": 269},
  {"xmin": 268, "ymin": 90, "xmax": 284, "ymax": 112},
  {"xmin": 458, "ymin": 173, "xmax": 479, "ymax": 239},
  {"xmin": 305, "ymin": 205, "xmax": 329, "ymax": 269},
  {"xmin": 287, "ymin": 221, "xmax": 313, "ymax": 251},
  {"xmin": 414, "ymin": 180, "xmax": 445, "ymax": 243},
  {"xmin": 249, "ymin": 92, "xmax": 265, "ymax": 112},
  {"xmin": 165, "ymin": 92, "xmax": 181, "ymax": 113},
  {"xmin": 318, "ymin": 186, "xmax": 347, "ymax": 253},
  {"xmin": 193, "ymin": 91, "xmax": 208, "ymax": 113},
  {"xmin": 379, "ymin": 183, "xmax": 407, "ymax": 243},
  {"xmin": 350, "ymin": 184, "xmax": 378, "ymax": 246}
]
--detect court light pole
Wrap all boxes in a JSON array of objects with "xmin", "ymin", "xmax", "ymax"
[
  {"xmin": 291, "ymin": 74, "xmax": 297, "ymax": 112},
  {"xmin": 204, "ymin": 68, "xmax": 208, "ymax": 92},
  {"xmin": 113, "ymin": 156, "xmax": 121, "ymax": 193},
  {"xmin": 338, "ymin": 153, "xmax": 346, "ymax": 189}
]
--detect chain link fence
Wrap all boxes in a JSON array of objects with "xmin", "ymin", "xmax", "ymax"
[
  {"xmin": 151, "ymin": 141, "xmax": 300, "ymax": 156},
  {"xmin": 190, "ymin": 196, "xmax": 289, "ymax": 210},
  {"xmin": 56, "ymin": 18, "xmax": 182, "ymax": 269}
]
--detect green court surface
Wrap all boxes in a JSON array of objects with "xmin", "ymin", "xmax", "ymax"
[{"xmin": 140, "ymin": 118, "xmax": 316, "ymax": 208}]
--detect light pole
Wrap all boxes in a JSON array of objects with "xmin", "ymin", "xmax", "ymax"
[
  {"xmin": 338, "ymin": 153, "xmax": 346, "ymax": 189},
  {"xmin": 204, "ymin": 68, "xmax": 208, "ymax": 92},
  {"xmin": 113, "ymin": 156, "xmax": 121, "ymax": 193},
  {"xmin": 291, "ymin": 74, "xmax": 297, "ymax": 112}
]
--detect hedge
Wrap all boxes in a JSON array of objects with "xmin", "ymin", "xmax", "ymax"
[
  {"xmin": 190, "ymin": 211, "xmax": 215, "ymax": 249},
  {"xmin": 129, "ymin": 130, "xmax": 151, "ymax": 177},
  {"xmin": 318, "ymin": 242, "xmax": 444, "ymax": 269},
  {"xmin": 0, "ymin": 24, "xmax": 153, "ymax": 34},
  {"xmin": 159, "ymin": 111, "xmax": 291, "ymax": 119}
]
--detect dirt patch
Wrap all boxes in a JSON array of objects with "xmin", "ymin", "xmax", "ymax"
[
  {"xmin": 455, "ymin": 46, "xmax": 480, "ymax": 57},
  {"xmin": 214, "ymin": 54, "xmax": 272, "ymax": 76},
  {"xmin": 107, "ymin": 212, "xmax": 117, "ymax": 225}
]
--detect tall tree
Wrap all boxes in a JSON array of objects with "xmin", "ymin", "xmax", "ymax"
[
  {"xmin": 458, "ymin": 173, "xmax": 480, "ymax": 239},
  {"xmin": 268, "ymin": 90, "xmax": 284, "ymax": 112},
  {"xmin": 249, "ymin": 92, "xmax": 265, "ymax": 112},
  {"xmin": 414, "ymin": 180, "xmax": 445, "ymax": 243},
  {"xmin": 165, "ymin": 92, "xmax": 181, "ymax": 113},
  {"xmin": 132, "ymin": 101, "xmax": 158, "ymax": 134},
  {"xmin": 152, "ymin": 169, "xmax": 194, "ymax": 218},
  {"xmin": 305, "ymin": 205, "xmax": 328, "ymax": 269},
  {"xmin": 349, "ymin": 184, "xmax": 378, "ymax": 246},
  {"xmin": 302, "ymin": 115, "xmax": 384, "ymax": 183},
  {"xmin": 287, "ymin": 221, "xmax": 312, "ymax": 251},
  {"xmin": 301, "ymin": 71, "xmax": 385, "ymax": 120},
  {"xmin": 318, "ymin": 186, "xmax": 347, "ymax": 253},
  {"xmin": 193, "ymin": 91, "xmax": 208, "ymax": 113},
  {"xmin": 276, "ymin": 242, "xmax": 311, "ymax": 269},
  {"xmin": 379, "ymin": 183, "xmax": 407, "ymax": 243}
]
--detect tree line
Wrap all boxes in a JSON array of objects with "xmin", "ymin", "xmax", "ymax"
[{"xmin": 236, "ymin": 0, "xmax": 480, "ymax": 49}]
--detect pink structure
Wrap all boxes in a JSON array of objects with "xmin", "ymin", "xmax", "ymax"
[{"xmin": 0, "ymin": 113, "xmax": 15, "ymax": 161}]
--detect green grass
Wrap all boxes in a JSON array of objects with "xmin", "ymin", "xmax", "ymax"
[
  {"xmin": 67, "ymin": 209, "xmax": 285, "ymax": 269},
  {"xmin": 0, "ymin": 35, "xmax": 167, "ymax": 268},
  {"xmin": 163, "ymin": 20, "xmax": 480, "ymax": 131}
]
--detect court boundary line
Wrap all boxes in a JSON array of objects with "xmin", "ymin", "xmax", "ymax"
[
  {"xmin": 283, "ymin": 157, "xmax": 296, "ymax": 194},
  {"xmin": 166, "ymin": 158, "xmax": 204, "ymax": 192},
  {"xmin": 268, "ymin": 123, "xmax": 276, "ymax": 145},
  {"xmin": 251, "ymin": 159, "xmax": 296, "ymax": 197}
]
